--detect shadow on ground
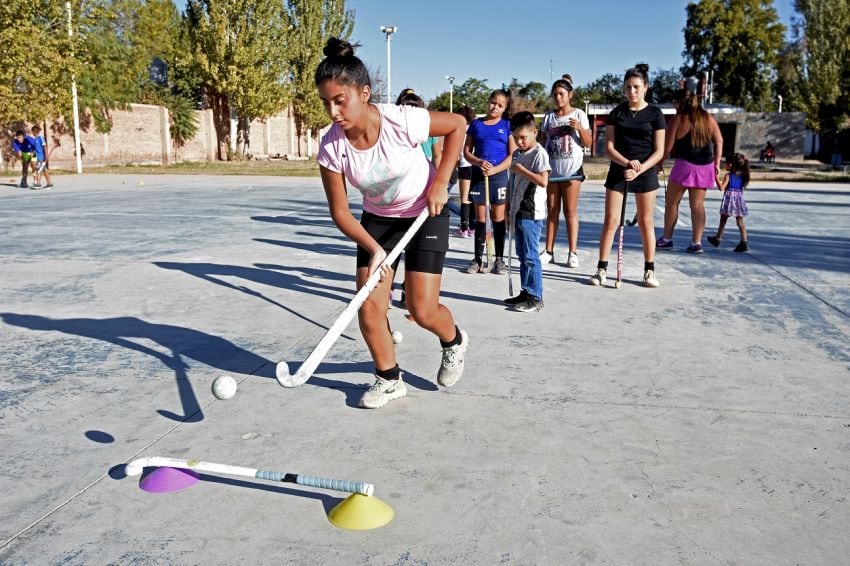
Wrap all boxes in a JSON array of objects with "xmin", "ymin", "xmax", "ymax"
[{"xmin": 0, "ymin": 313, "xmax": 274, "ymax": 423}]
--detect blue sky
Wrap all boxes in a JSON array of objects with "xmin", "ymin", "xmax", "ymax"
[{"xmin": 345, "ymin": 0, "xmax": 797, "ymax": 103}]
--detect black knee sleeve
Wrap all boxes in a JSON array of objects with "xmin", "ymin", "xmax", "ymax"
[{"xmin": 494, "ymin": 220, "xmax": 506, "ymax": 258}]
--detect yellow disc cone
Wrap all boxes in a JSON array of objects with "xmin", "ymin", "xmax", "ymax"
[{"xmin": 327, "ymin": 494, "xmax": 394, "ymax": 530}]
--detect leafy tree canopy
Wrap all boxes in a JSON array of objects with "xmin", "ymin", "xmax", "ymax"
[
  {"xmin": 0, "ymin": 0, "xmax": 74, "ymax": 128},
  {"xmin": 682, "ymin": 0, "xmax": 785, "ymax": 111},
  {"xmin": 429, "ymin": 78, "xmax": 491, "ymax": 114},
  {"xmin": 781, "ymin": 0, "xmax": 850, "ymax": 132},
  {"xmin": 287, "ymin": 0, "xmax": 354, "ymax": 138}
]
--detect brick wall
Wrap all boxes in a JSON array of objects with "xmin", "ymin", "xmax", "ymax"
[
  {"xmin": 716, "ymin": 112, "xmax": 806, "ymax": 161},
  {"xmin": 3, "ymin": 103, "xmax": 321, "ymax": 170}
]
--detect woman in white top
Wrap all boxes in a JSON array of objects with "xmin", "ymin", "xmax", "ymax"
[
  {"xmin": 315, "ymin": 38, "xmax": 468, "ymax": 409},
  {"xmin": 539, "ymin": 75, "xmax": 591, "ymax": 267}
]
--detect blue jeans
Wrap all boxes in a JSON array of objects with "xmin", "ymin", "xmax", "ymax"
[{"xmin": 514, "ymin": 217, "xmax": 544, "ymax": 301}]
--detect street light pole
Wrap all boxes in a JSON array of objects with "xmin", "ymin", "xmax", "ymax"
[
  {"xmin": 446, "ymin": 75, "xmax": 455, "ymax": 112},
  {"xmin": 380, "ymin": 26, "xmax": 397, "ymax": 103},
  {"xmin": 66, "ymin": 1, "xmax": 82, "ymax": 173}
]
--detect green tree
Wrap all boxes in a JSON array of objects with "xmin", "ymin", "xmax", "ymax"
[
  {"xmin": 574, "ymin": 73, "xmax": 622, "ymax": 105},
  {"xmin": 0, "ymin": 1, "xmax": 75, "ymax": 129},
  {"xmin": 682, "ymin": 0, "xmax": 785, "ymax": 110},
  {"xmin": 455, "ymin": 78, "xmax": 492, "ymax": 114},
  {"xmin": 429, "ymin": 78, "xmax": 491, "ymax": 114},
  {"xmin": 783, "ymin": 0, "xmax": 850, "ymax": 135},
  {"xmin": 506, "ymin": 78, "xmax": 548, "ymax": 113},
  {"xmin": 72, "ymin": 0, "xmax": 185, "ymax": 132},
  {"xmin": 649, "ymin": 67, "xmax": 682, "ymax": 104},
  {"xmin": 286, "ymin": 0, "xmax": 354, "ymax": 155},
  {"xmin": 186, "ymin": 0, "xmax": 291, "ymax": 160},
  {"xmin": 427, "ymin": 91, "xmax": 452, "ymax": 112}
]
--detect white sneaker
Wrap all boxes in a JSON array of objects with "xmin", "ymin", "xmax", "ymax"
[
  {"xmin": 643, "ymin": 269, "xmax": 660, "ymax": 288},
  {"xmin": 437, "ymin": 329, "xmax": 468, "ymax": 387},
  {"xmin": 566, "ymin": 252, "xmax": 579, "ymax": 268},
  {"xmin": 539, "ymin": 250, "xmax": 555, "ymax": 264},
  {"xmin": 359, "ymin": 375, "xmax": 407, "ymax": 409},
  {"xmin": 589, "ymin": 268, "xmax": 606, "ymax": 286}
]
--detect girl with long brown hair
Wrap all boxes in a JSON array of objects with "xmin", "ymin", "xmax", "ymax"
[{"xmin": 657, "ymin": 89, "xmax": 723, "ymax": 254}]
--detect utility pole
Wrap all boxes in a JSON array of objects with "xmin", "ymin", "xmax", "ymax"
[
  {"xmin": 380, "ymin": 26, "xmax": 397, "ymax": 103},
  {"xmin": 67, "ymin": 1, "xmax": 82, "ymax": 173}
]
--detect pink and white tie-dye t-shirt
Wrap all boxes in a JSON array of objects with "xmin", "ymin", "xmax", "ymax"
[{"xmin": 317, "ymin": 104, "xmax": 434, "ymax": 218}]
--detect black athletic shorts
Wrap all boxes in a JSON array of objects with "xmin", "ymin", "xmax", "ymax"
[
  {"xmin": 469, "ymin": 168, "xmax": 508, "ymax": 204},
  {"xmin": 356, "ymin": 208, "xmax": 450, "ymax": 274},
  {"xmin": 458, "ymin": 166, "xmax": 474, "ymax": 181},
  {"xmin": 605, "ymin": 163, "xmax": 659, "ymax": 193}
]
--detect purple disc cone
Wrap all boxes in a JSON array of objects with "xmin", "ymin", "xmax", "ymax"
[{"xmin": 139, "ymin": 467, "xmax": 200, "ymax": 493}]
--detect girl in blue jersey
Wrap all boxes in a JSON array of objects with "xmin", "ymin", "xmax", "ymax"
[
  {"xmin": 463, "ymin": 89, "xmax": 516, "ymax": 274},
  {"xmin": 708, "ymin": 153, "xmax": 750, "ymax": 252}
]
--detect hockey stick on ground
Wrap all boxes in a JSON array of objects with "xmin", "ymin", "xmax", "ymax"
[
  {"xmin": 125, "ymin": 456, "xmax": 374, "ymax": 495},
  {"xmin": 507, "ymin": 170, "xmax": 515, "ymax": 296},
  {"xmin": 481, "ymin": 175, "xmax": 495, "ymax": 272},
  {"xmin": 37, "ymin": 145, "xmax": 58, "ymax": 174},
  {"xmin": 276, "ymin": 208, "xmax": 429, "ymax": 387},
  {"xmin": 615, "ymin": 184, "xmax": 629, "ymax": 289}
]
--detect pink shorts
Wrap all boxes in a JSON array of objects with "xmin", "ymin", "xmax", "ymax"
[{"xmin": 669, "ymin": 159, "xmax": 716, "ymax": 189}]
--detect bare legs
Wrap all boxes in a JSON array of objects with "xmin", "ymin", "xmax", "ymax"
[
  {"xmin": 358, "ymin": 267, "xmax": 456, "ymax": 371},
  {"xmin": 688, "ymin": 188, "xmax": 706, "ymax": 244},
  {"xmin": 662, "ymin": 181, "xmax": 685, "ymax": 240},
  {"xmin": 662, "ymin": 181, "xmax": 707, "ymax": 245},
  {"xmin": 475, "ymin": 201, "xmax": 505, "ymax": 224},
  {"xmin": 714, "ymin": 214, "xmax": 747, "ymax": 242},
  {"xmin": 545, "ymin": 180, "xmax": 582, "ymax": 254},
  {"xmin": 597, "ymin": 189, "xmax": 656, "ymax": 263}
]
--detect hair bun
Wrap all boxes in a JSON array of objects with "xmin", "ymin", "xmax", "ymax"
[
  {"xmin": 561, "ymin": 74, "xmax": 573, "ymax": 85},
  {"xmin": 635, "ymin": 63, "xmax": 649, "ymax": 74},
  {"xmin": 323, "ymin": 37, "xmax": 354, "ymax": 58}
]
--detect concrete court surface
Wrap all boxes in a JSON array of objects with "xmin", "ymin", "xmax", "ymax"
[{"xmin": 0, "ymin": 174, "xmax": 848, "ymax": 565}]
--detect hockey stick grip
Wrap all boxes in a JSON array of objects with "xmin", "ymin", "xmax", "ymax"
[
  {"xmin": 294, "ymin": 474, "xmax": 373, "ymax": 496},
  {"xmin": 125, "ymin": 457, "xmax": 374, "ymax": 496},
  {"xmin": 277, "ymin": 208, "xmax": 430, "ymax": 387}
]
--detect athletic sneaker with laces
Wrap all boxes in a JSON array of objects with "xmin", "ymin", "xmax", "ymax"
[
  {"xmin": 492, "ymin": 258, "xmax": 507, "ymax": 274},
  {"xmin": 437, "ymin": 329, "xmax": 468, "ymax": 387},
  {"xmin": 656, "ymin": 237, "xmax": 673, "ymax": 250},
  {"xmin": 465, "ymin": 259, "xmax": 481, "ymax": 274},
  {"xmin": 359, "ymin": 375, "xmax": 407, "ymax": 409},
  {"xmin": 539, "ymin": 250, "xmax": 555, "ymax": 264},
  {"xmin": 685, "ymin": 243, "xmax": 704, "ymax": 254},
  {"xmin": 503, "ymin": 290, "xmax": 529, "ymax": 305},
  {"xmin": 707, "ymin": 235, "xmax": 721, "ymax": 247},
  {"xmin": 512, "ymin": 297, "xmax": 544, "ymax": 312},
  {"xmin": 643, "ymin": 269, "xmax": 659, "ymax": 287},
  {"xmin": 566, "ymin": 252, "xmax": 579, "ymax": 268},
  {"xmin": 589, "ymin": 268, "xmax": 607, "ymax": 286}
]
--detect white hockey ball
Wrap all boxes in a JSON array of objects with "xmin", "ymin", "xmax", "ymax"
[
  {"xmin": 391, "ymin": 330, "xmax": 403, "ymax": 344},
  {"xmin": 212, "ymin": 375, "xmax": 237, "ymax": 400}
]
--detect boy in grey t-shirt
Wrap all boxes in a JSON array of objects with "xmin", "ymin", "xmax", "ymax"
[{"xmin": 505, "ymin": 112, "xmax": 551, "ymax": 312}]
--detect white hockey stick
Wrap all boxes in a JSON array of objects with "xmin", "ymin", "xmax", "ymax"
[
  {"xmin": 125, "ymin": 456, "xmax": 374, "ymax": 495},
  {"xmin": 276, "ymin": 208, "xmax": 429, "ymax": 387}
]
